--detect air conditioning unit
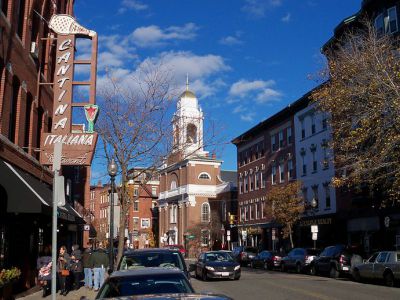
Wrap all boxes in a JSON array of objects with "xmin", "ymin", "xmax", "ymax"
[{"xmin": 30, "ymin": 42, "xmax": 39, "ymax": 58}]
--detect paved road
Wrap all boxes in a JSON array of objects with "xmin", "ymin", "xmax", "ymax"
[{"xmin": 191, "ymin": 267, "xmax": 400, "ymax": 300}]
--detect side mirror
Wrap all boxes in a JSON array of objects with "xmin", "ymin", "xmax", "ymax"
[{"xmin": 189, "ymin": 263, "xmax": 196, "ymax": 272}]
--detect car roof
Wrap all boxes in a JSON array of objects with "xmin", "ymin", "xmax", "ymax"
[
  {"xmin": 96, "ymin": 293, "xmax": 232, "ymax": 300},
  {"xmin": 125, "ymin": 248, "xmax": 179, "ymax": 255},
  {"xmin": 110, "ymin": 267, "xmax": 185, "ymax": 278}
]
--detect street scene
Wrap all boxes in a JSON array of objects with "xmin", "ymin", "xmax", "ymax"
[{"xmin": 1, "ymin": 0, "xmax": 400, "ymax": 299}]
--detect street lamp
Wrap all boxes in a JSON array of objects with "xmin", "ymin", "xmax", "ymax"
[
  {"xmin": 310, "ymin": 197, "xmax": 318, "ymax": 249},
  {"xmin": 310, "ymin": 197, "xmax": 318, "ymax": 209},
  {"xmin": 108, "ymin": 158, "xmax": 118, "ymax": 272}
]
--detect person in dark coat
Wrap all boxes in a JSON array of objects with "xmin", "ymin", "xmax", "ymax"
[
  {"xmin": 89, "ymin": 242, "xmax": 109, "ymax": 291},
  {"xmin": 57, "ymin": 245, "xmax": 71, "ymax": 296},
  {"xmin": 70, "ymin": 244, "xmax": 83, "ymax": 290},
  {"xmin": 37, "ymin": 246, "xmax": 52, "ymax": 297},
  {"xmin": 82, "ymin": 247, "xmax": 93, "ymax": 289}
]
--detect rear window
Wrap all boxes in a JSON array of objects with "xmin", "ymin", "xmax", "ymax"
[
  {"xmin": 119, "ymin": 252, "xmax": 184, "ymax": 271},
  {"xmin": 96, "ymin": 273, "xmax": 194, "ymax": 298}
]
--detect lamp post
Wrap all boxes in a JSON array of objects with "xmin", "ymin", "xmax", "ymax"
[{"xmin": 108, "ymin": 158, "xmax": 118, "ymax": 272}]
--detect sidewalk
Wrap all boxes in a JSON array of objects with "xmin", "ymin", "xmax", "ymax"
[{"xmin": 16, "ymin": 287, "xmax": 97, "ymax": 300}]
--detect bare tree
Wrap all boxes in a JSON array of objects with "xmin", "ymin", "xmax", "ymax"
[
  {"xmin": 311, "ymin": 21, "xmax": 400, "ymax": 205},
  {"xmin": 264, "ymin": 181, "xmax": 304, "ymax": 249}
]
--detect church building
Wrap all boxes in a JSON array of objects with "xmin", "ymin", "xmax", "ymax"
[{"xmin": 158, "ymin": 82, "xmax": 237, "ymax": 253}]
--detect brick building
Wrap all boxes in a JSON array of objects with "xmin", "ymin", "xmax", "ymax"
[
  {"xmin": 158, "ymin": 85, "xmax": 237, "ymax": 255},
  {"xmin": 232, "ymin": 95, "xmax": 309, "ymax": 251},
  {"xmin": 0, "ymin": 0, "xmax": 96, "ymax": 291}
]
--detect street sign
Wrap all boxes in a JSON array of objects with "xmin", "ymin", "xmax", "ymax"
[
  {"xmin": 227, "ymin": 230, "xmax": 231, "ymax": 236},
  {"xmin": 312, "ymin": 232, "xmax": 318, "ymax": 241},
  {"xmin": 311, "ymin": 225, "xmax": 318, "ymax": 233},
  {"xmin": 187, "ymin": 235, "xmax": 195, "ymax": 239}
]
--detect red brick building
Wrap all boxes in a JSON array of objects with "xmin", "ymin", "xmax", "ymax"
[{"xmin": 0, "ymin": 0, "xmax": 95, "ymax": 291}]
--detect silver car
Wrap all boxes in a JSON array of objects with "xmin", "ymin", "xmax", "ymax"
[{"xmin": 352, "ymin": 251, "xmax": 400, "ymax": 287}]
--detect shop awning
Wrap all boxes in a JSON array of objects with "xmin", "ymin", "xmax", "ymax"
[{"xmin": 0, "ymin": 159, "xmax": 83, "ymax": 222}]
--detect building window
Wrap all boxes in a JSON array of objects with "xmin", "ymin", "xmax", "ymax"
[
  {"xmin": 387, "ymin": 6, "xmax": 398, "ymax": 34},
  {"xmin": 255, "ymin": 203, "xmax": 260, "ymax": 219},
  {"xmin": 221, "ymin": 201, "xmax": 226, "ymax": 222},
  {"xmin": 141, "ymin": 218, "xmax": 150, "ymax": 228},
  {"xmin": 244, "ymin": 175, "xmax": 248, "ymax": 193},
  {"xmin": 16, "ymin": 0, "xmax": 26, "ymax": 38},
  {"xmin": 311, "ymin": 145, "xmax": 317, "ymax": 173},
  {"xmin": 375, "ymin": 13, "xmax": 384, "ymax": 35},
  {"xmin": 170, "ymin": 205, "xmax": 177, "ymax": 223},
  {"xmin": 311, "ymin": 115, "xmax": 316, "ymax": 135},
  {"xmin": 271, "ymin": 135, "xmax": 277, "ymax": 152},
  {"xmin": 261, "ymin": 202, "xmax": 265, "ymax": 218},
  {"xmin": 134, "ymin": 200, "xmax": 139, "ymax": 211},
  {"xmin": 186, "ymin": 123, "xmax": 197, "ymax": 143},
  {"xmin": 133, "ymin": 217, "xmax": 139, "ymax": 230},
  {"xmin": 201, "ymin": 229, "xmax": 210, "ymax": 247},
  {"xmin": 201, "ymin": 203, "xmax": 210, "ymax": 223},
  {"xmin": 239, "ymin": 178, "xmax": 243, "ymax": 194},
  {"xmin": 287, "ymin": 127, "xmax": 292, "ymax": 144},
  {"xmin": 279, "ymin": 162, "xmax": 285, "ymax": 183},
  {"xmin": 152, "ymin": 186, "xmax": 157, "ymax": 197},
  {"xmin": 249, "ymin": 174, "xmax": 254, "ymax": 191},
  {"xmin": 301, "ymin": 148, "xmax": 306, "ymax": 176},
  {"xmin": 261, "ymin": 172, "xmax": 266, "ymax": 188},
  {"xmin": 134, "ymin": 188, "xmax": 139, "ymax": 196},
  {"xmin": 302, "ymin": 187, "xmax": 308, "ymax": 204},
  {"xmin": 272, "ymin": 165, "xmax": 277, "ymax": 185},
  {"xmin": 9, "ymin": 77, "xmax": 20, "ymax": 143},
  {"xmin": 170, "ymin": 180, "xmax": 177, "ymax": 190},
  {"xmin": 301, "ymin": 119, "xmax": 305, "ymax": 139},
  {"xmin": 279, "ymin": 130, "xmax": 284, "ymax": 148},
  {"xmin": 240, "ymin": 207, "xmax": 245, "ymax": 222},
  {"xmin": 324, "ymin": 184, "xmax": 331, "ymax": 209},
  {"xmin": 255, "ymin": 172, "xmax": 259, "ymax": 190},
  {"xmin": 249, "ymin": 205, "xmax": 253, "ymax": 220},
  {"xmin": 245, "ymin": 206, "xmax": 249, "ymax": 221},
  {"xmin": 288, "ymin": 159, "xmax": 294, "ymax": 180},
  {"xmin": 198, "ymin": 172, "xmax": 211, "ymax": 180}
]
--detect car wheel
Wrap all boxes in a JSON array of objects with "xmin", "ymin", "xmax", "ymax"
[
  {"xmin": 280, "ymin": 263, "xmax": 286, "ymax": 272},
  {"xmin": 310, "ymin": 264, "xmax": 317, "ymax": 276},
  {"xmin": 384, "ymin": 272, "xmax": 395, "ymax": 287},
  {"xmin": 330, "ymin": 266, "xmax": 339, "ymax": 279},
  {"xmin": 352, "ymin": 269, "xmax": 361, "ymax": 282},
  {"xmin": 202, "ymin": 270, "xmax": 208, "ymax": 281},
  {"xmin": 234, "ymin": 275, "xmax": 241, "ymax": 280},
  {"xmin": 296, "ymin": 263, "xmax": 302, "ymax": 274}
]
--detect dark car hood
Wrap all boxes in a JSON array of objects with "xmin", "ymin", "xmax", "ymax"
[
  {"xmin": 95, "ymin": 293, "xmax": 232, "ymax": 300},
  {"xmin": 205, "ymin": 261, "xmax": 238, "ymax": 268}
]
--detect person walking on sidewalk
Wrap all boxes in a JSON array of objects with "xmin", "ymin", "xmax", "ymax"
[
  {"xmin": 37, "ymin": 246, "xmax": 52, "ymax": 298},
  {"xmin": 82, "ymin": 247, "xmax": 93, "ymax": 289},
  {"xmin": 89, "ymin": 243, "xmax": 109, "ymax": 291},
  {"xmin": 57, "ymin": 245, "xmax": 71, "ymax": 296},
  {"xmin": 70, "ymin": 244, "xmax": 83, "ymax": 290}
]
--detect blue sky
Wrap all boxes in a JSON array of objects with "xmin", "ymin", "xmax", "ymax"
[{"xmin": 73, "ymin": 0, "xmax": 361, "ymax": 183}]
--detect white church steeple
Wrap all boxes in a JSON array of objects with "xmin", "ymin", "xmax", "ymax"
[{"xmin": 172, "ymin": 78, "xmax": 208, "ymax": 158}]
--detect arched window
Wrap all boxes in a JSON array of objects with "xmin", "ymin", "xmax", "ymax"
[
  {"xmin": 221, "ymin": 201, "xmax": 226, "ymax": 222},
  {"xmin": 198, "ymin": 172, "xmax": 211, "ymax": 180},
  {"xmin": 170, "ymin": 181, "xmax": 177, "ymax": 190},
  {"xmin": 170, "ymin": 173, "xmax": 178, "ymax": 190},
  {"xmin": 186, "ymin": 123, "xmax": 197, "ymax": 144},
  {"xmin": 201, "ymin": 202, "xmax": 210, "ymax": 223}
]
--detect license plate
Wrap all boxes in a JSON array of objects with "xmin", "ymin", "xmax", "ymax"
[
  {"xmin": 342, "ymin": 266, "xmax": 349, "ymax": 271},
  {"xmin": 221, "ymin": 272, "xmax": 230, "ymax": 276}
]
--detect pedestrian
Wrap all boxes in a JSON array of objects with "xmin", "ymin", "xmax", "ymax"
[
  {"xmin": 70, "ymin": 244, "xmax": 83, "ymax": 290},
  {"xmin": 89, "ymin": 242, "xmax": 109, "ymax": 291},
  {"xmin": 57, "ymin": 245, "xmax": 71, "ymax": 296},
  {"xmin": 37, "ymin": 246, "xmax": 52, "ymax": 298},
  {"xmin": 82, "ymin": 247, "xmax": 93, "ymax": 289}
]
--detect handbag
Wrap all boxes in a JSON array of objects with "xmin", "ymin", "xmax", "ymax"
[{"xmin": 61, "ymin": 269, "xmax": 70, "ymax": 276}]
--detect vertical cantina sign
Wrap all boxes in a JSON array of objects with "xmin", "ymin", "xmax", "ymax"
[{"xmin": 40, "ymin": 15, "xmax": 99, "ymax": 166}]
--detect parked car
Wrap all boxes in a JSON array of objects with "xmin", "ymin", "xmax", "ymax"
[
  {"xmin": 164, "ymin": 244, "xmax": 187, "ymax": 256},
  {"xmin": 95, "ymin": 268, "xmax": 194, "ymax": 298},
  {"xmin": 280, "ymin": 248, "xmax": 320, "ymax": 273},
  {"xmin": 310, "ymin": 245, "xmax": 362, "ymax": 278},
  {"xmin": 232, "ymin": 246, "xmax": 258, "ymax": 266},
  {"xmin": 352, "ymin": 251, "xmax": 400, "ymax": 287},
  {"xmin": 117, "ymin": 248, "xmax": 189, "ymax": 279},
  {"xmin": 190, "ymin": 251, "xmax": 241, "ymax": 281},
  {"xmin": 250, "ymin": 250, "xmax": 282, "ymax": 270}
]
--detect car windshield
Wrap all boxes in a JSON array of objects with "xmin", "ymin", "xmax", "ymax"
[
  {"xmin": 119, "ymin": 252, "xmax": 184, "ymax": 270},
  {"xmin": 205, "ymin": 252, "xmax": 234, "ymax": 262},
  {"xmin": 96, "ymin": 273, "xmax": 194, "ymax": 298}
]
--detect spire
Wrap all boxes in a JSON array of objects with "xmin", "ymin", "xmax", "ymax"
[{"xmin": 186, "ymin": 73, "xmax": 189, "ymax": 91}]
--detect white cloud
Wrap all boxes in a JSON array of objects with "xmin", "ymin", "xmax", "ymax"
[
  {"xmin": 281, "ymin": 13, "xmax": 291, "ymax": 22},
  {"xmin": 241, "ymin": 112, "xmax": 256, "ymax": 122},
  {"xmin": 219, "ymin": 36, "xmax": 242, "ymax": 45},
  {"xmin": 118, "ymin": 0, "xmax": 148, "ymax": 14},
  {"xmin": 242, "ymin": 0, "xmax": 282, "ymax": 18},
  {"xmin": 228, "ymin": 79, "xmax": 282, "ymax": 104},
  {"xmin": 233, "ymin": 105, "xmax": 246, "ymax": 114},
  {"xmin": 130, "ymin": 23, "xmax": 198, "ymax": 47}
]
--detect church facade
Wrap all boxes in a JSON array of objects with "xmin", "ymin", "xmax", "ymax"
[{"xmin": 158, "ymin": 84, "xmax": 237, "ymax": 254}]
